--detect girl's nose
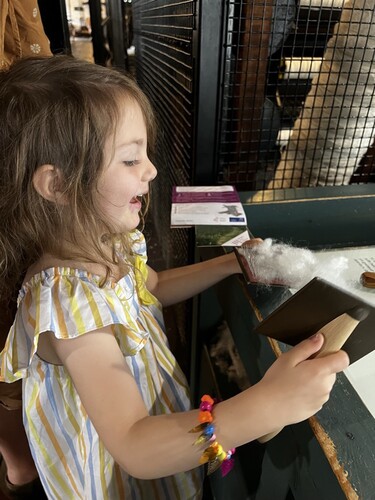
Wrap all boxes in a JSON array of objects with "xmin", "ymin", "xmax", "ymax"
[{"xmin": 144, "ymin": 158, "xmax": 157, "ymax": 182}]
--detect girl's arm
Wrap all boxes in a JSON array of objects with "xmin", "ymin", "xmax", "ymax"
[
  {"xmin": 146, "ymin": 252, "xmax": 240, "ymax": 306},
  {"xmin": 146, "ymin": 239, "xmax": 262, "ymax": 306},
  {"xmin": 50, "ymin": 329, "xmax": 348, "ymax": 480}
]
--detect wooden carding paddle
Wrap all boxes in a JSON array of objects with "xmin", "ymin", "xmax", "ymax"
[{"xmin": 258, "ymin": 306, "xmax": 369, "ymax": 443}]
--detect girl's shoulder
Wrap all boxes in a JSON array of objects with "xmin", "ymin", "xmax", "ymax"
[
  {"xmin": 22, "ymin": 230, "xmax": 147, "ymax": 291},
  {"xmin": 2, "ymin": 263, "xmax": 149, "ymax": 383},
  {"xmin": 16, "ymin": 259, "xmax": 150, "ymax": 346},
  {"xmin": 19, "ymin": 229, "xmax": 153, "ymax": 324},
  {"xmin": 19, "ymin": 263, "xmax": 137, "ymax": 309}
]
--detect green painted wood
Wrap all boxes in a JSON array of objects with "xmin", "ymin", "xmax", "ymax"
[{"xmin": 240, "ymin": 185, "xmax": 375, "ymax": 249}]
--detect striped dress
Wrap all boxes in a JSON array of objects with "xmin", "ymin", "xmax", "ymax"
[{"xmin": 0, "ymin": 230, "xmax": 203, "ymax": 499}]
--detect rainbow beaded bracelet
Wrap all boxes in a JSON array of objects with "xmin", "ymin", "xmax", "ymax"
[{"xmin": 188, "ymin": 395, "xmax": 235, "ymax": 476}]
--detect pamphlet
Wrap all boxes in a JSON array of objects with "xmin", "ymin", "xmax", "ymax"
[{"xmin": 171, "ymin": 186, "xmax": 247, "ymax": 227}]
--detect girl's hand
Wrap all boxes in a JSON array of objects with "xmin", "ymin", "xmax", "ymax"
[
  {"xmin": 258, "ymin": 333, "xmax": 349, "ymax": 429},
  {"xmin": 241, "ymin": 238, "xmax": 263, "ymax": 249},
  {"xmin": 230, "ymin": 238, "xmax": 263, "ymax": 275}
]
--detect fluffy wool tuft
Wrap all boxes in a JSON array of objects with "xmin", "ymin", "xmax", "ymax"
[{"xmin": 238, "ymin": 239, "xmax": 349, "ymax": 289}]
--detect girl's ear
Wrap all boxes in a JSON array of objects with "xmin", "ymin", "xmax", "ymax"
[{"xmin": 32, "ymin": 165, "xmax": 68, "ymax": 205}]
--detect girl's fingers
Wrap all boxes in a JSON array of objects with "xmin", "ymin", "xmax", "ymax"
[
  {"xmin": 241, "ymin": 238, "xmax": 263, "ymax": 248},
  {"xmin": 315, "ymin": 349, "xmax": 350, "ymax": 374},
  {"xmin": 284, "ymin": 333, "xmax": 325, "ymax": 366},
  {"xmin": 285, "ymin": 334, "xmax": 349, "ymax": 373}
]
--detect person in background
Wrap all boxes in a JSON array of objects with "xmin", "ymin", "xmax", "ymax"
[
  {"xmin": 0, "ymin": 1, "xmax": 51, "ymax": 498},
  {"xmin": 0, "ymin": 56, "xmax": 349, "ymax": 499},
  {"xmin": 0, "ymin": 0, "xmax": 51, "ymax": 68}
]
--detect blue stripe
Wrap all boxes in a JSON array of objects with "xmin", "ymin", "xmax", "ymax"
[
  {"xmin": 128, "ymin": 475, "xmax": 138, "ymax": 500},
  {"xmin": 24, "ymin": 418, "xmax": 54, "ymax": 499},
  {"xmin": 86, "ymin": 419, "xmax": 98, "ymax": 500},
  {"xmin": 19, "ymin": 314, "xmax": 32, "ymax": 357},
  {"xmin": 159, "ymin": 476, "xmax": 172, "ymax": 499},
  {"xmin": 44, "ymin": 364, "xmax": 84, "ymax": 485},
  {"xmin": 159, "ymin": 364, "xmax": 189, "ymax": 412},
  {"xmin": 130, "ymin": 356, "xmax": 142, "ymax": 394}
]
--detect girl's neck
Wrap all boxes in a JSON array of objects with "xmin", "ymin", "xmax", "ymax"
[
  {"xmin": 24, "ymin": 235, "xmax": 129, "ymax": 284},
  {"xmin": 24, "ymin": 253, "xmax": 106, "ymax": 281}
]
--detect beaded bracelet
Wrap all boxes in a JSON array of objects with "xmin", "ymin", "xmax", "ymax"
[{"xmin": 188, "ymin": 394, "xmax": 235, "ymax": 476}]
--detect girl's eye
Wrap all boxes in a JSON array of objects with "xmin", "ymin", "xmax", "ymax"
[{"xmin": 123, "ymin": 160, "xmax": 137, "ymax": 167}]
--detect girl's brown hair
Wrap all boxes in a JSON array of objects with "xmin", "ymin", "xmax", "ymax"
[{"xmin": 0, "ymin": 55, "xmax": 156, "ymax": 302}]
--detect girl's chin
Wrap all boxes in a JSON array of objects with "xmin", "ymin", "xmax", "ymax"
[{"xmin": 118, "ymin": 214, "xmax": 140, "ymax": 232}]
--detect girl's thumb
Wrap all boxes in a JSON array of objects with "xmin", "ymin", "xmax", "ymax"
[{"xmin": 289, "ymin": 333, "xmax": 324, "ymax": 365}]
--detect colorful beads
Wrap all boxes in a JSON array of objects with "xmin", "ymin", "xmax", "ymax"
[
  {"xmin": 198, "ymin": 410, "xmax": 213, "ymax": 423},
  {"xmin": 189, "ymin": 394, "xmax": 236, "ymax": 477},
  {"xmin": 199, "ymin": 400, "xmax": 213, "ymax": 412}
]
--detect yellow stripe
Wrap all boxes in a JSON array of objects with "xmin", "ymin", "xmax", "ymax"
[
  {"xmin": 69, "ymin": 282, "xmax": 85, "ymax": 334},
  {"xmin": 108, "ymin": 292, "xmax": 138, "ymax": 340},
  {"xmin": 45, "ymin": 475, "xmax": 63, "ymax": 500},
  {"xmin": 56, "ymin": 373, "xmax": 80, "ymax": 434},
  {"xmin": 81, "ymin": 282, "xmax": 103, "ymax": 329},
  {"xmin": 114, "ymin": 463, "xmax": 126, "ymax": 499},
  {"xmin": 52, "ymin": 279, "xmax": 68, "ymax": 338},
  {"xmin": 24, "ymin": 291, "xmax": 36, "ymax": 330},
  {"xmin": 145, "ymin": 311, "xmax": 190, "ymax": 391},
  {"xmin": 34, "ymin": 285, "xmax": 41, "ymax": 340},
  {"xmin": 170, "ymin": 472, "xmax": 185, "ymax": 499},
  {"xmin": 28, "ymin": 365, "xmax": 82, "ymax": 497},
  {"xmin": 191, "ymin": 467, "xmax": 204, "ymax": 498},
  {"xmin": 78, "ymin": 401, "xmax": 88, "ymax": 464},
  {"xmin": 98, "ymin": 443, "xmax": 109, "ymax": 500},
  {"xmin": 140, "ymin": 348, "xmax": 157, "ymax": 409}
]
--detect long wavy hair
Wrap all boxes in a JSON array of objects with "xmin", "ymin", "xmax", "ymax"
[{"xmin": 0, "ymin": 55, "xmax": 156, "ymax": 303}]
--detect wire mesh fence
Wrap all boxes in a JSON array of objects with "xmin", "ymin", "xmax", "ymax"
[
  {"xmin": 219, "ymin": 0, "xmax": 375, "ymax": 191},
  {"xmin": 133, "ymin": 0, "xmax": 375, "ymax": 230},
  {"xmin": 132, "ymin": 0, "xmax": 375, "ymax": 362},
  {"xmin": 132, "ymin": 0, "xmax": 196, "ymax": 269}
]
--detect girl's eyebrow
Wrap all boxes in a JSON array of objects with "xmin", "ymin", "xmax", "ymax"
[{"xmin": 116, "ymin": 139, "xmax": 144, "ymax": 149}]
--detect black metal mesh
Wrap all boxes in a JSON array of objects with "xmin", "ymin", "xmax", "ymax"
[
  {"xmin": 133, "ymin": 1, "xmax": 375, "ymax": 223},
  {"xmin": 132, "ymin": 0, "xmax": 196, "ymax": 269},
  {"xmin": 133, "ymin": 0, "xmax": 375, "ymax": 201},
  {"xmin": 218, "ymin": 0, "xmax": 375, "ymax": 191},
  {"xmin": 132, "ymin": 1, "xmax": 197, "ymax": 368}
]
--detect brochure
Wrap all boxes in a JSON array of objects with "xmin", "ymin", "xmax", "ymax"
[{"xmin": 171, "ymin": 185, "xmax": 247, "ymax": 227}]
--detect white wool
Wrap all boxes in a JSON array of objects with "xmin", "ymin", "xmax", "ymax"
[{"xmin": 238, "ymin": 238, "xmax": 349, "ymax": 289}]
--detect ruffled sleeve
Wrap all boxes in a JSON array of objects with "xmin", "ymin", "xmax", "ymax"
[
  {"xmin": 129, "ymin": 230, "xmax": 159, "ymax": 306},
  {"xmin": 0, "ymin": 269, "xmax": 149, "ymax": 382}
]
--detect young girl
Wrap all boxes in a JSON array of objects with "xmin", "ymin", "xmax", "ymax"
[{"xmin": 0, "ymin": 56, "xmax": 348, "ymax": 500}]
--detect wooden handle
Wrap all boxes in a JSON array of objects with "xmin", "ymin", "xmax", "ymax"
[
  {"xmin": 312, "ymin": 312, "xmax": 360, "ymax": 358},
  {"xmin": 258, "ymin": 308, "xmax": 366, "ymax": 443}
]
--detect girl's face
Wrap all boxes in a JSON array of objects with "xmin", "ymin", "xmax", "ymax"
[{"xmin": 97, "ymin": 99, "xmax": 157, "ymax": 232}]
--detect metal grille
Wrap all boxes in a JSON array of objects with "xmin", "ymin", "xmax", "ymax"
[
  {"xmin": 132, "ymin": 1, "xmax": 198, "ymax": 372},
  {"xmin": 132, "ymin": 0, "xmax": 196, "ymax": 269},
  {"xmin": 219, "ymin": 0, "xmax": 375, "ymax": 190}
]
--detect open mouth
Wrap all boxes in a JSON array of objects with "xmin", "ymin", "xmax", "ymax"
[{"xmin": 130, "ymin": 195, "xmax": 142, "ymax": 204}]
